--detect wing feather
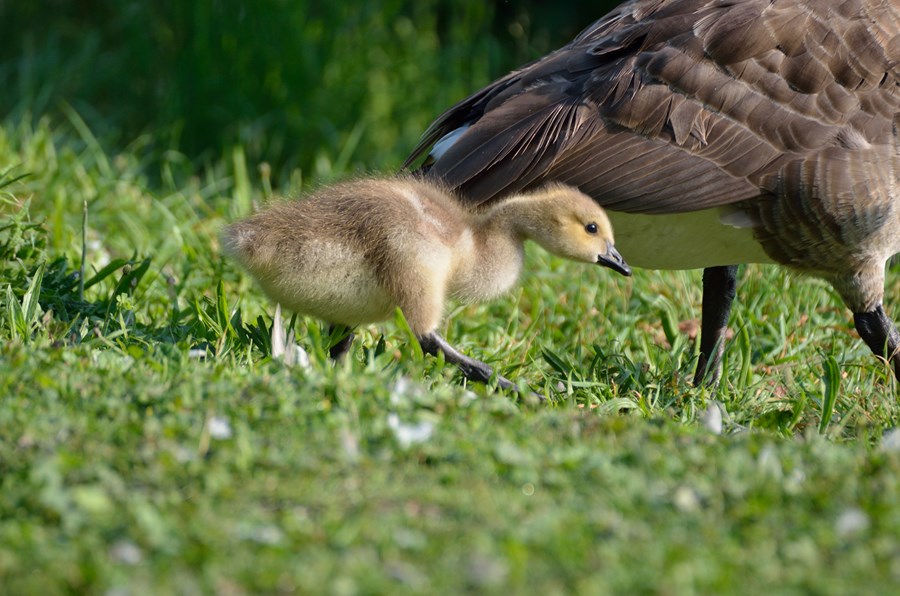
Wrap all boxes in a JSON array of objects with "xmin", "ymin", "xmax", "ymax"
[{"xmin": 406, "ymin": 0, "xmax": 900, "ymax": 216}]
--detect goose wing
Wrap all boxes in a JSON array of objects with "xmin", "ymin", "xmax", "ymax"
[{"xmin": 405, "ymin": 0, "xmax": 900, "ymax": 215}]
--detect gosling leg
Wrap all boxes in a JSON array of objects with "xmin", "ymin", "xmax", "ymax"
[
  {"xmin": 853, "ymin": 305, "xmax": 900, "ymax": 381},
  {"xmin": 327, "ymin": 325, "xmax": 355, "ymax": 360},
  {"xmin": 416, "ymin": 331, "xmax": 516, "ymax": 391},
  {"xmin": 694, "ymin": 265, "xmax": 738, "ymax": 387}
]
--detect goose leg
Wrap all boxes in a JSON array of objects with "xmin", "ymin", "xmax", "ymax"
[
  {"xmin": 417, "ymin": 331, "xmax": 516, "ymax": 391},
  {"xmin": 694, "ymin": 265, "xmax": 738, "ymax": 387},
  {"xmin": 853, "ymin": 305, "xmax": 900, "ymax": 380}
]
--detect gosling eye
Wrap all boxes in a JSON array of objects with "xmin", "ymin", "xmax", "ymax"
[{"xmin": 585, "ymin": 222, "xmax": 598, "ymax": 235}]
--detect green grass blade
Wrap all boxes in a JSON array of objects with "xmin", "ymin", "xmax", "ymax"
[
  {"xmin": 79, "ymin": 201, "xmax": 87, "ymax": 301},
  {"xmin": 216, "ymin": 279, "xmax": 238, "ymax": 340},
  {"xmin": 730, "ymin": 312, "xmax": 752, "ymax": 390},
  {"xmin": 0, "ymin": 166, "xmax": 31, "ymax": 191},
  {"xmin": 5, "ymin": 284, "xmax": 24, "ymax": 340},
  {"xmin": 21, "ymin": 263, "xmax": 44, "ymax": 329},
  {"xmin": 394, "ymin": 308, "xmax": 423, "ymax": 361},
  {"xmin": 231, "ymin": 145, "xmax": 252, "ymax": 219},
  {"xmin": 819, "ymin": 355, "xmax": 841, "ymax": 434},
  {"xmin": 61, "ymin": 101, "xmax": 113, "ymax": 179},
  {"xmin": 83, "ymin": 258, "xmax": 130, "ymax": 291},
  {"xmin": 542, "ymin": 347, "xmax": 573, "ymax": 377},
  {"xmin": 109, "ymin": 258, "xmax": 151, "ymax": 304}
]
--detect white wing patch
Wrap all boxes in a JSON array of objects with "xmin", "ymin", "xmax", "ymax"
[{"xmin": 430, "ymin": 125, "xmax": 471, "ymax": 161}]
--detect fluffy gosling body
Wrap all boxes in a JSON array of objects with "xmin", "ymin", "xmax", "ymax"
[{"xmin": 223, "ymin": 176, "xmax": 630, "ymax": 390}]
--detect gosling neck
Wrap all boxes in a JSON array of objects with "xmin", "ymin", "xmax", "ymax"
[
  {"xmin": 447, "ymin": 196, "xmax": 545, "ymax": 304},
  {"xmin": 476, "ymin": 193, "xmax": 551, "ymax": 244}
]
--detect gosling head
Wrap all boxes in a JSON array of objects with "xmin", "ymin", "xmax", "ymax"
[{"xmin": 525, "ymin": 184, "xmax": 631, "ymax": 277}]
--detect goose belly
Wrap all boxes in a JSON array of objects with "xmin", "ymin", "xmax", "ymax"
[{"xmin": 608, "ymin": 208, "xmax": 774, "ymax": 270}]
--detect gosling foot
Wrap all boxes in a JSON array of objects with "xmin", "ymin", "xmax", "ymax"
[
  {"xmin": 417, "ymin": 331, "xmax": 524, "ymax": 393},
  {"xmin": 854, "ymin": 305, "xmax": 900, "ymax": 381}
]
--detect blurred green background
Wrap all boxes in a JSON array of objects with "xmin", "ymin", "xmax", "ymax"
[{"xmin": 2, "ymin": 0, "xmax": 619, "ymax": 185}]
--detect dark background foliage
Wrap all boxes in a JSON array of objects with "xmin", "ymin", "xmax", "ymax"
[{"xmin": 1, "ymin": 0, "xmax": 620, "ymax": 183}]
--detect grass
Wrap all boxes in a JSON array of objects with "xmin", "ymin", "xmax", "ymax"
[
  {"xmin": 0, "ymin": 0, "xmax": 618, "ymax": 183},
  {"xmin": 5, "ymin": 3, "xmax": 900, "ymax": 590},
  {"xmin": 1, "ymin": 111, "xmax": 899, "ymax": 593}
]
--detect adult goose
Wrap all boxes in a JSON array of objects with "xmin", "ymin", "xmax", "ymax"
[{"xmin": 405, "ymin": 0, "xmax": 900, "ymax": 384}]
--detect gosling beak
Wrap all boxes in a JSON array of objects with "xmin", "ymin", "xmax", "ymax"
[{"xmin": 597, "ymin": 242, "xmax": 631, "ymax": 277}]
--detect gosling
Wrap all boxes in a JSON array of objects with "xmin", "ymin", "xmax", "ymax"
[{"xmin": 222, "ymin": 176, "xmax": 631, "ymax": 390}]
